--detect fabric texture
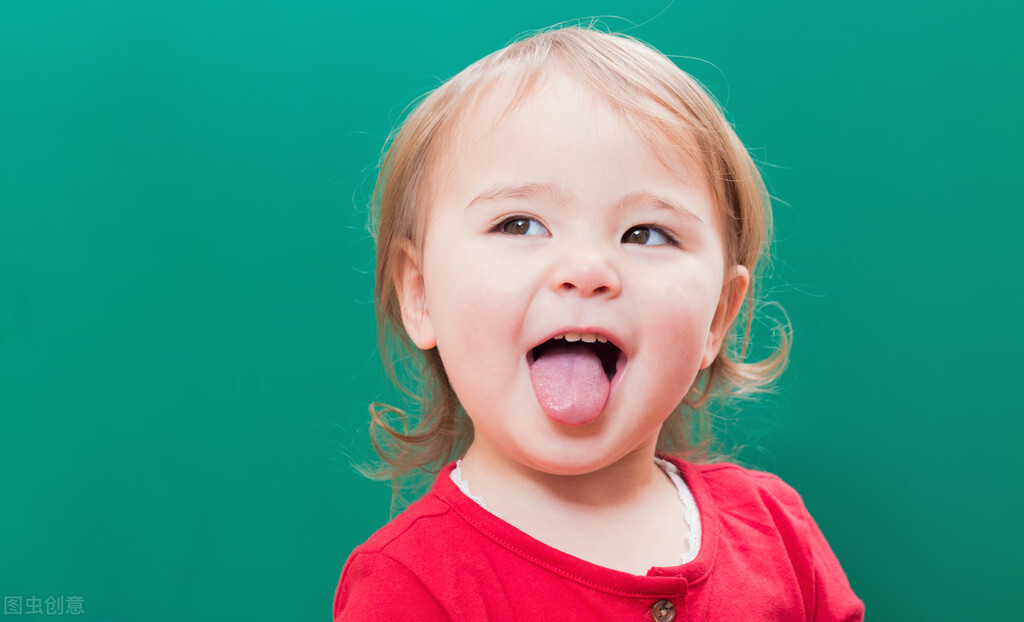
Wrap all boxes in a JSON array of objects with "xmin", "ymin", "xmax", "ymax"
[
  {"xmin": 333, "ymin": 458, "xmax": 864, "ymax": 621},
  {"xmin": 653, "ymin": 457, "xmax": 702, "ymax": 564}
]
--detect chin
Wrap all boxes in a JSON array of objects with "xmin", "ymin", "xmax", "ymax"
[{"xmin": 515, "ymin": 446, "xmax": 622, "ymax": 477}]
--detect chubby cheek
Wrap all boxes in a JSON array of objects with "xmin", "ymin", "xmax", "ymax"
[
  {"xmin": 423, "ymin": 248, "xmax": 526, "ymax": 382},
  {"xmin": 639, "ymin": 284, "xmax": 717, "ymax": 400}
]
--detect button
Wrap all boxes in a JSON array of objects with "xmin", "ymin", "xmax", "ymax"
[{"xmin": 651, "ymin": 599, "xmax": 676, "ymax": 622}]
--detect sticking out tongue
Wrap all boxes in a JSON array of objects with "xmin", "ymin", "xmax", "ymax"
[{"xmin": 529, "ymin": 342, "xmax": 610, "ymax": 426}]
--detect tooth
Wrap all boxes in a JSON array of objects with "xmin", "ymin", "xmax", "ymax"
[
  {"xmin": 564, "ymin": 332, "xmax": 581, "ymax": 342},
  {"xmin": 555, "ymin": 333, "xmax": 565, "ymax": 340},
  {"xmin": 581, "ymin": 333, "xmax": 597, "ymax": 343},
  {"xmin": 596, "ymin": 336, "xmax": 607, "ymax": 343}
]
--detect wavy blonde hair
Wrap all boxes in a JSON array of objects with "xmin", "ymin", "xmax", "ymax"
[{"xmin": 364, "ymin": 25, "xmax": 790, "ymax": 502}]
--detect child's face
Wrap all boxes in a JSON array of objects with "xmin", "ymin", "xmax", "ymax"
[{"xmin": 397, "ymin": 75, "xmax": 748, "ymax": 476}]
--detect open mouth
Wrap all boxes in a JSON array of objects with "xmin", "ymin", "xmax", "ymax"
[
  {"xmin": 526, "ymin": 332, "xmax": 626, "ymax": 426},
  {"xmin": 529, "ymin": 335, "xmax": 622, "ymax": 382}
]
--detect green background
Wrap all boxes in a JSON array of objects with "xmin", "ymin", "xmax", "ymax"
[{"xmin": 2, "ymin": 1, "xmax": 1021, "ymax": 620}]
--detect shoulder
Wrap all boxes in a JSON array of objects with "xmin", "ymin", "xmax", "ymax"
[
  {"xmin": 691, "ymin": 461, "xmax": 809, "ymax": 516},
  {"xmin": 347, "ymin": 491, "xmax": 454, "ymax": 557},
  {"xmin": 692, "ymin": 460, "xmax": 799, "ymax": 496},
  {"xmin": 333, "ymin": 492, "xmax": 457, "ymax": 620},
  {"xmin": 686, "ymin": 461, "xmax": 821, "ymax": 557},
  {"xmin": 683, "ymin": 460, "xmax": 865, "ymax": 621}
]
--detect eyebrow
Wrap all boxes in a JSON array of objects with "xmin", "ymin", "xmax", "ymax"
[
  {"xmin": 465, "ymin": 183, "xmax": 568, "ymax": 211},
  {"xmin": 617, "ymin": 190, "xmax": 705, "ymax": 226},
  {"xmin": 466, "ymin": 183, "xmax": 704, "ymax": 225}
]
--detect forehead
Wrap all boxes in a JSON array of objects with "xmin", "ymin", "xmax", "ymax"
[
  {"xmin": 430, "ymin": 70, "xmax": 712, "ymax": 206},
  {"xmin": 419, "ymin": 72, "xmax": 726, "ymax": 248}
]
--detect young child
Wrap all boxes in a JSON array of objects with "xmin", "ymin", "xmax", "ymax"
[{"xmin": 335, "ymin": 26, "xmax": 864, "ymax": 621}]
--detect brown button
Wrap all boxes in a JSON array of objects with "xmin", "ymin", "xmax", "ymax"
[{"xmin": 651, "ymin": 599, "xmax": 676, "ymax": 622}]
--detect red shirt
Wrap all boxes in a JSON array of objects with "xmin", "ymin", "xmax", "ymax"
[{"xmin": 334, "ymin": 458, "xmax": 864, "ymax": 621}]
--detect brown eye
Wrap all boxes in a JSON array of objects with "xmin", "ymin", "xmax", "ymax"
[
  {"xmin": 622, "ymin": 226, "xmax": 675, "ymax": 246},
  {"xmin": 497, "ymin": 217, "xmax": 549, "ymax": 237},
  {"xmin": 501, "ymin": 218, "xmax": 531, "ymax": 235},
  {"xmin": 623, "ymin": 227, "xmax": 651, "ymax": 244}
]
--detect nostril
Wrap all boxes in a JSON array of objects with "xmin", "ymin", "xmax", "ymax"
[
  {"xmin": 550, "ymin": 254, "xmax": 621, "ymax": 297},
  {"xmin": 555, "ymin": 277, "xmax": 618, "ymax": 297}
]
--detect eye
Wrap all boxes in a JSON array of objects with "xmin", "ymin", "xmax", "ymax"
[
  {"xmin": 622, "ymin": 225, "xmax": 677, "ymax": 246},
  {"xmin": 497, "ymin": 216, "xmax": 549, "ymax": 237}
]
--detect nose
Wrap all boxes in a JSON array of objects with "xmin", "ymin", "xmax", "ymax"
[{"xmin": 548, "ymin": 246, "xmax": 622, "ymax": 298}]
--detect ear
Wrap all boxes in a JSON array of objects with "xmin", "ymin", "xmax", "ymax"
[
  {"xmin": 700, "ymin": 265, "xmax": 750, "ymax": 369},
  {"xmin": 393, "ymin": 240, "xmax": 437, "ymax": 350}
]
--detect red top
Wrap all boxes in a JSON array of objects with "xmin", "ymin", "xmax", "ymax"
[{"xmin": 334, "ymin": 458, "xmax": 864, "ymax": 621}]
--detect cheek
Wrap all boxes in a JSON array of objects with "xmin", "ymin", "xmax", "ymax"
[
  {"xmin": 651, "ymin": 311, "xmax": 706, "ymax": 370},
  {"xmin": 429, "ymin": 258, "xmax": 516, "ymax": 320},
  {"xmin": 423, "ymin": 251, "xmax": 526, "ymax": 367},
  {"xmin": 643, "ymin": 278, "xmax": 718, "ymax": 373}
]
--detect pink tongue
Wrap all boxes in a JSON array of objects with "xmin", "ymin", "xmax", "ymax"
[{"xmin": 529, "ymin": 343, "xmax": 610, "ymax": 426}]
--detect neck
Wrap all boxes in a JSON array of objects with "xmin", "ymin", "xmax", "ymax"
[
  {"xmin": 458, "ymin": 437, "xmax": 666, "ymax": 514},
  {"xmin": 455, "ymin": 437, "xmax": 692, "ymax": 574}
]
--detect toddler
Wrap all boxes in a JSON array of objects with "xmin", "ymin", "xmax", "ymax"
[{"xmin": 334, "ymin": 26, "xmax": 864, "ymax": 621}]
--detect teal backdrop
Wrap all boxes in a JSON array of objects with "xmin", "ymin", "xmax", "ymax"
[{"xmin": 2, "ymin": 1, "xmax": 1021, "ymax": 620}]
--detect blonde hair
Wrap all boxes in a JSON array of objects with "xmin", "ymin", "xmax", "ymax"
[{"xmin": 364, "ymin": 25, "xmax": 790, "ymax": 501}]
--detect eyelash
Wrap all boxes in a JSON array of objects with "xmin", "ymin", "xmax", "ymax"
[
  {"xmin": 492, "ymin": 215, "xmax": 549, "ymax": 236},
  {"xmin": 624, "ymin": 224, "xmax": 680, "ymax": 247},
  {"xmin": 493, "ymin": 216, "xmax": 680, "ymax": 248}
]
